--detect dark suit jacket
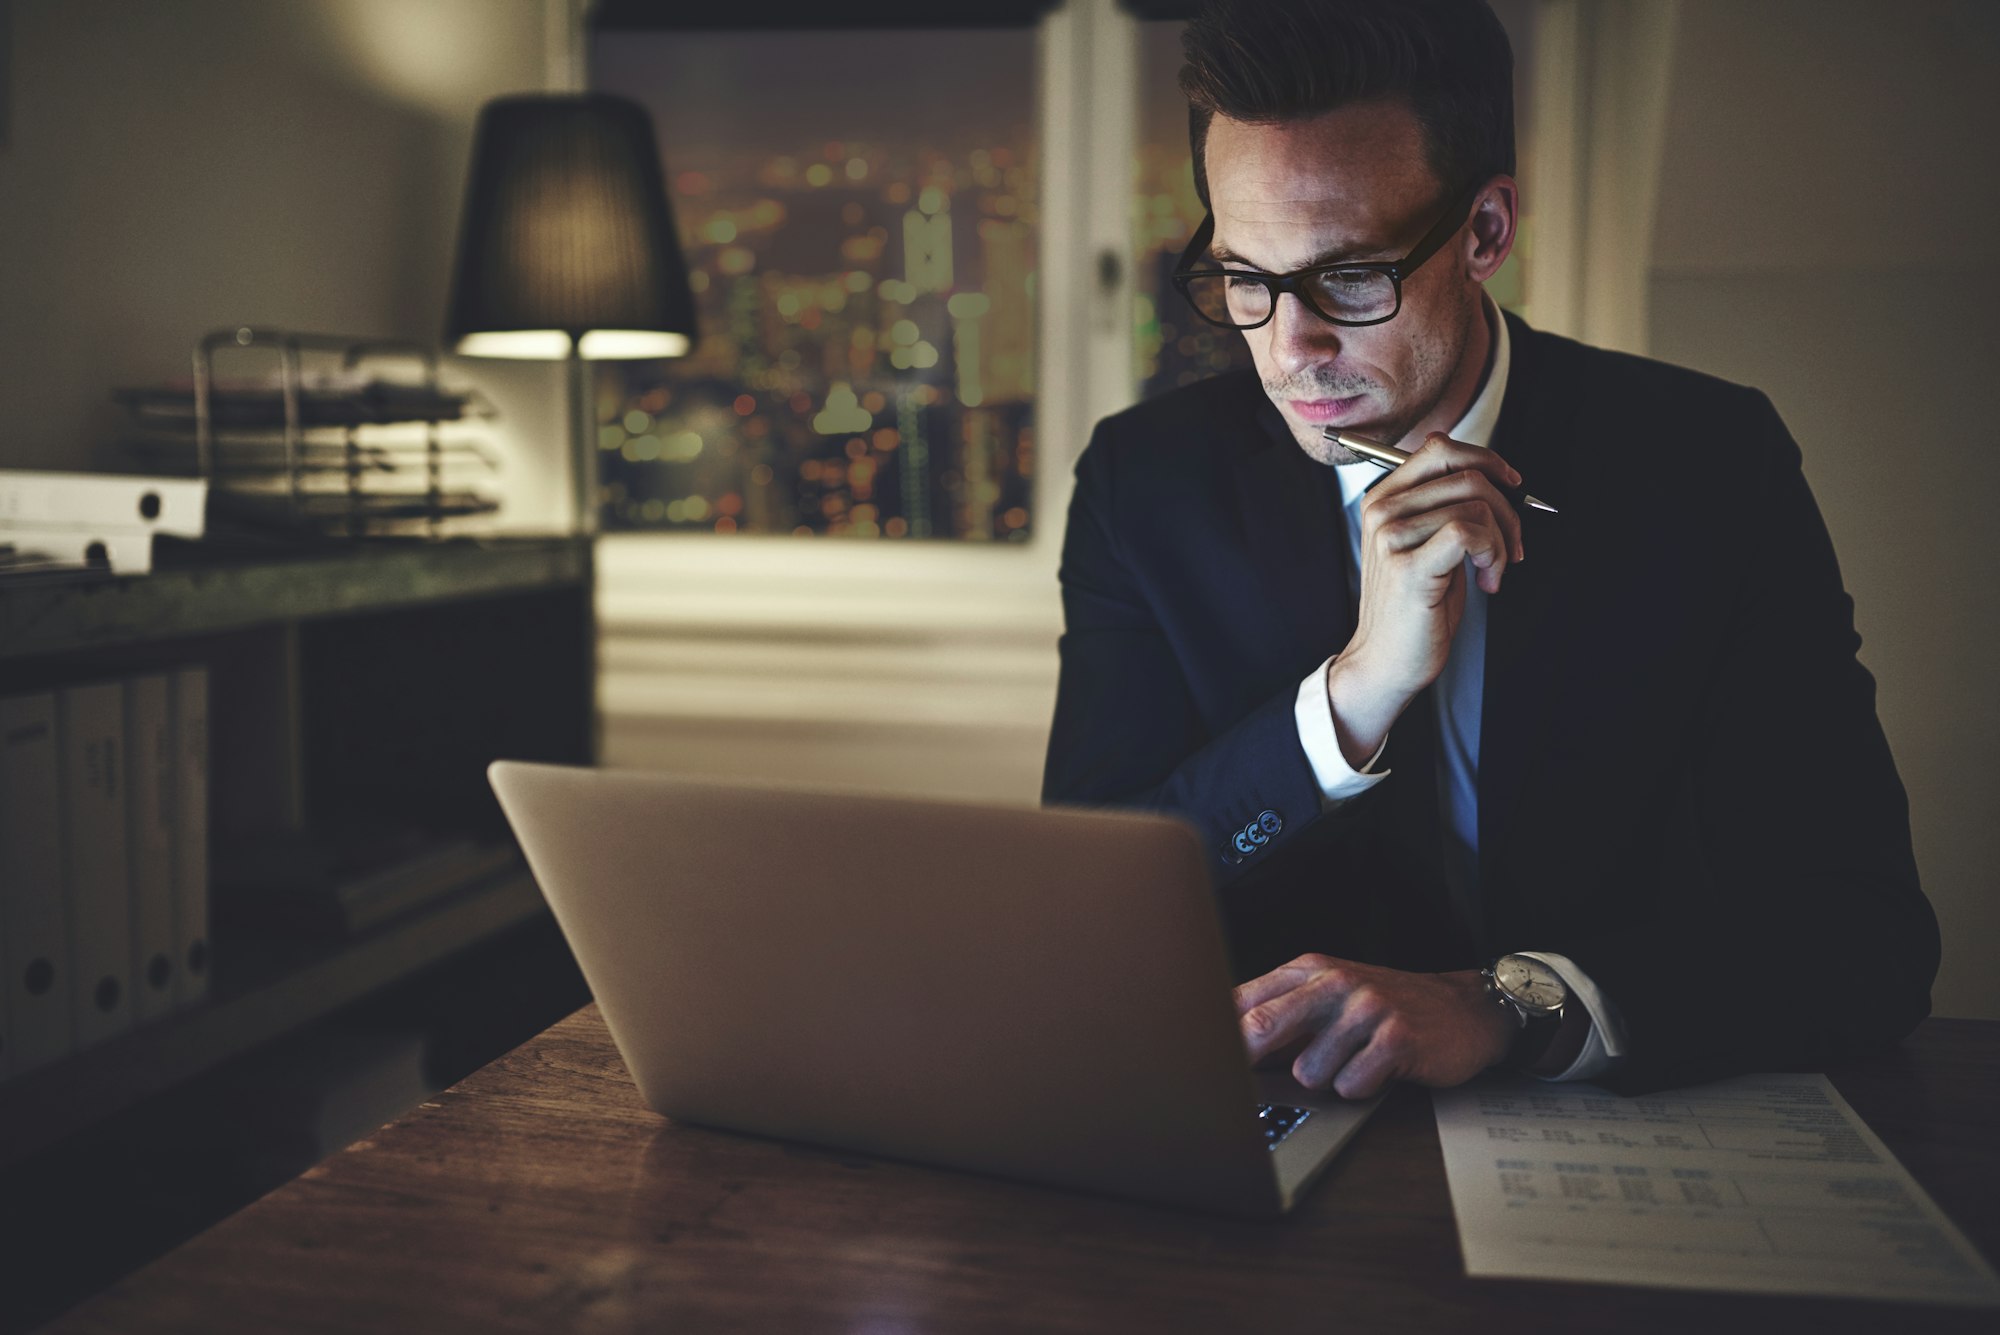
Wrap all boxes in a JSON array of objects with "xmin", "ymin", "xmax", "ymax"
[{"xmin": 1042, "ymin": 311, "xmax": 1939, "ymax": 1094}]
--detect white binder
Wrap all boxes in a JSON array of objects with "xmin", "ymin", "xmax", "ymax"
[
  {"xmin": 1, "ymin": 692, "xmax": 72, "ymax": 1073},
  {"xmin": 0, "ymin": 527, "xmax": 159, "ymax": 575},
  {"xmin": 0, "ymin": 470, "xmax": 208, "ymax": 575},
  {"xmin": 126, "ymin": 675, "xmax": 179, "ymax": 1024},
  {"xmin": 60, "ymin": 682, "xmax": 135, "ymax": 1047},
  {"xmin": 172, "ymin": 667, "xmax": 211, "ymax": 1009},
  {"xmin": 0, "ymin": 470, "xmax": 207, "ymax": 535}
]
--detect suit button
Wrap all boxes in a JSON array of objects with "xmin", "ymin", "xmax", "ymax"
[
  {"xmin": 1258, "ymin": 809, "xmax": 1283, "ymax": 836},
  {"xmin": 1233, "ymin": 831, "xmax": 1256, "ymax": 856}
]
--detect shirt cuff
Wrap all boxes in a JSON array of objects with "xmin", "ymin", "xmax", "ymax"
[
  {"xmin": 1516, "ymin": 950, "xmax": 1630, "ymax": 1083},
  {"xmin": 1294, "ymin": 656, "xmax": 1389, "ymax": 807}
]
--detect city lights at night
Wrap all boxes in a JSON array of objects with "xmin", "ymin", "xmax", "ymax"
[{"xmin": 592, "ymin": 29, "xmax": 1040, "ymax": 542}]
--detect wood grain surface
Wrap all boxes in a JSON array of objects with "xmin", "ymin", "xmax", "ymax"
[{"xmin": 44, "ymin": 1011, "xmax": 2000, "ymax": 1334}]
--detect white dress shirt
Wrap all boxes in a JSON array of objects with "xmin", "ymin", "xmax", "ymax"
[{"xmin": 1287, "ymin": 302, "xmax": 1629, "ymax": 1081}]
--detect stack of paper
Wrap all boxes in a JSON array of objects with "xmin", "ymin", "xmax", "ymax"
[
  {"xmin": 0, "ymin": 470, "xmax": 208, "ymax": 575},
  {"xmin": 1433, "ymin": 1072, "xmax": 2000, "ymax": 1308}
]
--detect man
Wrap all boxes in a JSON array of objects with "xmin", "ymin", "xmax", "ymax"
[{"xmin": 1041, "ymin": 0, "xmax": 1938, "ymax": 1098}]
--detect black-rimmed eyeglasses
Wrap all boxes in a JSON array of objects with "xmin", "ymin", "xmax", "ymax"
[{"xmin": 1170, "ymin": 183, "xmax": 1482, "ymax": 330}]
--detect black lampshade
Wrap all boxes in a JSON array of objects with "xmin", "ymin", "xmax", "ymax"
[{"xmin": 444, "ymin": 93, "xmax": 697, "ymax": 360}]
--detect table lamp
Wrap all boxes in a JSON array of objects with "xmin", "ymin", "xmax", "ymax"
[{"xmin": 444, "ymin": 93, "xmax": 698, "ymax": 533}]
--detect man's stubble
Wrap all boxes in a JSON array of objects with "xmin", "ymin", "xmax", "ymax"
[{"xmin": 1261, "ymin": 288, "xmax": 1482, "ymax": 467}]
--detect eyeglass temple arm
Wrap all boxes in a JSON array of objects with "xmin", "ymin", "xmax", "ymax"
[{"xmin": 1174, "ymin": 214, "xmax": 1216, "ymax": 275}]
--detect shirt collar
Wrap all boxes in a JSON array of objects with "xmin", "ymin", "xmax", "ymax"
[{"xmin": 1332, "ymin": 296, "xmax": 1512, "ymax": 508}]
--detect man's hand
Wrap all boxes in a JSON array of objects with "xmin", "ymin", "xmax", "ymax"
[
  {"xmin": 1235, "ymin": 954, "xmax": 1515, "ymax": 1099},
  {"xmin": 1327, "ymin": 432, "xmax": 1525, "ymax": 766}
]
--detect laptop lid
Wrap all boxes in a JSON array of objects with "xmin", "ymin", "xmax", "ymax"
[{"xmin": 489, "ymin": 761, "xmax": 1364, "ymax": 1217}]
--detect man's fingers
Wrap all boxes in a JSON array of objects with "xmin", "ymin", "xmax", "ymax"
[
  {"xmin": 1363, "ymin": 432, "xmax": 1521, "ymax": 501},
  {"xmin": 1290, "ymin": 1007, "xmax": 1376, "ymax": 1089},
  {"xmin": 1232, "ymin": 954, "xmax": 1353, "ymax": 1015},
  {"xmin": 1233, "ymin": 973, "xmax": 1300, "ymax": 1016},
  {"xmin": 1330, "ymin": 1029, "xmax": 1404, "ymax": 1100},
  {"xmin": 1383, "ymin": 501, "xmax": 1512, "ymax": 593},
  {"xmin": 1425, "ymin": 528, "xmax": 1505, "ymax": 596},
  {"xmin": 1413, "ymin": 505, "xmax": 1507, "ymax": 572},
  {"xmin": 1238, "ymin": 960, "xmax": 1370, "ymax": 1062},
  {"xmin": 1378, "ymin": 498, "xmax": 1503, "ymax": 557},
  {"xmin": 1239, "ymin": 972, "xmax": 1354, "ymax": 1062},
  {"xmin": 1238, "ymin": 988, "xmax": 1325, "ymax": 1063},
  {"xmin": 1364, "ymin": 467, "xmax": 1525, "ymax": 564},
  {"xmin": 1231, "ymin": 959, "xmax": 1329, "ymax": 1014}
]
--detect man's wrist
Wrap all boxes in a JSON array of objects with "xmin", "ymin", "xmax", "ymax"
[
  {"xmin": 1325, "ymin": 652, "xmax": 1413, "ymax": 770},
  {"xmin": 1448, "ymin": 969, "xmax": 1516, "ymax": 1070}
]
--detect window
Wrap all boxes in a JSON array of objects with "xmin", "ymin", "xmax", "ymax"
[{"xmin": 590, "ymin": 26, "xmax": 1040, "ymax": 541}]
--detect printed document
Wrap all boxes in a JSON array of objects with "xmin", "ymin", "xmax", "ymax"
[{"xmin": 1432, "ymin": 1072, "xmax": 1999, "ymax": 1306}]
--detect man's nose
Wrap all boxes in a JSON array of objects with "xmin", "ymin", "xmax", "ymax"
[{"xmin": 1264, "ymin": 291, "xmax": 1343, "ymax": 377}]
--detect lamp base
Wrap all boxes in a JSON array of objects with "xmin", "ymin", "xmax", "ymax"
[{"xmin": 568, "ymin": 350, "xmax": 599, "ymax": 536}]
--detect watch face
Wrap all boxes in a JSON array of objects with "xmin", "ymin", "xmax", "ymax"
[{"xmin": 1495, "ymin": 955, "xmax": 1567, "ymax": 1014}]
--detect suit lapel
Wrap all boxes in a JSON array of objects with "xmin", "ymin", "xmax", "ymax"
[
  {"xmin": 1478, "ymin": 315, "xmax": 1576, "ymax": 911},
  {"xmin": 1230, "ymin": 390, "xmax": 1352, "ymax": 676}
]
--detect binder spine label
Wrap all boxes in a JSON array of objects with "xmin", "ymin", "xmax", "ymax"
[
  {"xmin": 173, "ymin": 668, "xmax": 211, "ymax": 1009},
  {"xmin": 2, "ymin": 693, "xmax": 72, "ymax": 1072},
  {"xmin": 62, "ymin": 683, "xmax": 135, "ymax": 1047},
  {"xmin": 128, "ymin": 676, "xmax": 178, "ymax": 1024}
]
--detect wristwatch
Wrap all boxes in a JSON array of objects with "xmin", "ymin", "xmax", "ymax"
[{"xmin": 1481, "ymin": 953, "xmax": 1570, "ymax": 1071}]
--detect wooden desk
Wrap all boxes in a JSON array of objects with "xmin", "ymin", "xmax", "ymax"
[{"xmin": 47, "ymin": 1010, "xmax": 2000, "ymax": 1334}]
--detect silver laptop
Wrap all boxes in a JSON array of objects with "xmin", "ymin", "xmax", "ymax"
[{"xmin": 487, "ymin": 761, "xmax": 1380, "ymax": 1217}]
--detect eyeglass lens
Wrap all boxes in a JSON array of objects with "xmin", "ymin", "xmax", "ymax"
[{"xmin": 1180, "ymin": 269, "xmax": 1399, "ymax": 329}]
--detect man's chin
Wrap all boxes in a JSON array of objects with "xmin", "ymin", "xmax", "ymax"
[{"xmin": 1284, "ymin": 409, "xmax": 1390, "ymax": 465}]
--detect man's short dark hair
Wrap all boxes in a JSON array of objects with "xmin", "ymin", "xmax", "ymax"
[{"xmin": 1180, "ymin": 0, "xmax": 1515, "ymax": 210}]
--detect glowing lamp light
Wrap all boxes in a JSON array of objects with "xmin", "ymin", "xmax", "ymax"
[{"xmin": 455, "ymin": 330, "xmax": 693, "ymax": 360}]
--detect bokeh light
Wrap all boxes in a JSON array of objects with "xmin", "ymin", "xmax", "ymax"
[{"xmin": 591, "ymin": 27, "xmax": 1039, "ymax": 541}]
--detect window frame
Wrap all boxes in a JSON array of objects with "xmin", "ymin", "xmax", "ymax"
[{"xmin": 579, "ymin": 0, "xmax": 1139, "ymax": 606}]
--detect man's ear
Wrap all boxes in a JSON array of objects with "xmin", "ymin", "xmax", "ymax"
[{"xmin": 1465, "ymin": 176, "xmax": 1518, "ymax": 282}]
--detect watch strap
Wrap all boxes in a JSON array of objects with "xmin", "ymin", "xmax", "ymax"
[{"xmin": 1502, "ymin": 1007, "xmax": 1564, "ymax": 1071}]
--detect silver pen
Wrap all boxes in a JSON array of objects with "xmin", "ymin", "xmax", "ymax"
[{"xmin": 1321, "ymin": 427, "xmax": 1559, "ymax": 514}]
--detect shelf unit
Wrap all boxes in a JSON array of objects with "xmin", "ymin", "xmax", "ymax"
[{"xmin": 0, "ymin": 536, "xmax": 594, "ymax": 1167}]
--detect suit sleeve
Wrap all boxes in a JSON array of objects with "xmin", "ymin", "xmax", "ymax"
[
  {"xmin": 1564, "ymin": 394, "xmax": 1939, "ymax": 1094},
  {"xmin": 1041, "ymin": 426, "xmax": 1366, "ymax": 887}
]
